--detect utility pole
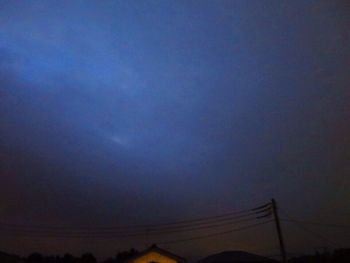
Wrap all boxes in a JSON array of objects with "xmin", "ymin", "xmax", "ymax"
[{"xmin": 271, "ymin": 198, "xmax": 287, "ymax": 263}]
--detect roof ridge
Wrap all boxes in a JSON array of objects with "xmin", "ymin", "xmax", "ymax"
[{"xmin": 125, "ymin": 245, "xmax": 186, "ymax": 263}]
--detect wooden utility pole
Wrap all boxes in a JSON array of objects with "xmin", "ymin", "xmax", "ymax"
[{"xmin": 271, "ymin": 198, "xmax": 287, "ymax": 263}]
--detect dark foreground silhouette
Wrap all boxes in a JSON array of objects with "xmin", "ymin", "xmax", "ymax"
[
  {"xmin": 1, "ymin": 248, "xmax": 350, "ymax": 263},
  {"xmin": 0, "ymin": 248, "xmax": 138, "ymax": 263},
  {"xmin": 288, "ymin": 248, "xmax": 350, "ymax": 263}
]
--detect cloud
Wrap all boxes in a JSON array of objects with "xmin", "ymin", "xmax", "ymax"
[{"xmin": 110, "ymin": 134, "xmax": 129, "ymax": 147}]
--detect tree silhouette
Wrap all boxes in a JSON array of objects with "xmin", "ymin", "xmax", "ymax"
[
  {"xmin": 27, "ymin": 253, "xmax": 44, "ymax": 263},
  {"xmin": 62, "ymin": 253, "xmax": 75, "ymax": 263},
  {"xmin": 101, "ymin": 248, "xmax": 139, "ymax": 263},
  {"xmin": 115, "ymin": 248, "xmax": 138, "ymax": 263},
  {"xmin": 80, "ymin": 253, "xmax": 96, "ymax": 263}
]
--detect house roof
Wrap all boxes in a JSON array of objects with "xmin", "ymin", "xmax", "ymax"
[{"xmin": 126, "ymin": 244, "xmax": 186, "ymax": 263}]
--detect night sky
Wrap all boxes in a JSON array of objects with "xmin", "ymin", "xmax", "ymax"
[{"xmin": 0, "ymin": 0, "xmax": 350, "ymax": 261}]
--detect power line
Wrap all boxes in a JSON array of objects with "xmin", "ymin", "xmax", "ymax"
[
  {"xmin": 0, "ymin": 216, "xmax": 263, "ymax": 237},
  {"xmin": 279, "ymin": 210, "xmax": 340, "ymax": 248},
  {"xmin": 282, "ymin": 219, "xmax": 350, "ymax": 229},
  {"xmin": 0, "ymin": 211, "xmax": 259, "ymax": 233},
  {"xmin": 0, "ymin": 217, "xmax": 271, "ymax": 239},
  {"xmin": 159, "ymin": 220, "xmax": 273, "ymax": 245},
  {"xmin": 0, "ymin": 203, "xmax": 273, "ymax": 238},
  {"xmin": 0, "ymin": 203, "xmax": 271, "ymax": 231}
]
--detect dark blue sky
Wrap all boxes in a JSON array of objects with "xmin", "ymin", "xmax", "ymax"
[{"xmin": 0, "ymin": 0, "xmax": 349, "ymax": 260}]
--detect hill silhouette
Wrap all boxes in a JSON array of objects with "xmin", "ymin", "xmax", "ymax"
[
  {"xmin": 0, "ymin": 251, "xmax": 22, "ymax": 263},
  {"xmin": 197, "ymin": 251, "xmax": 277, "ymax": 263}
]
